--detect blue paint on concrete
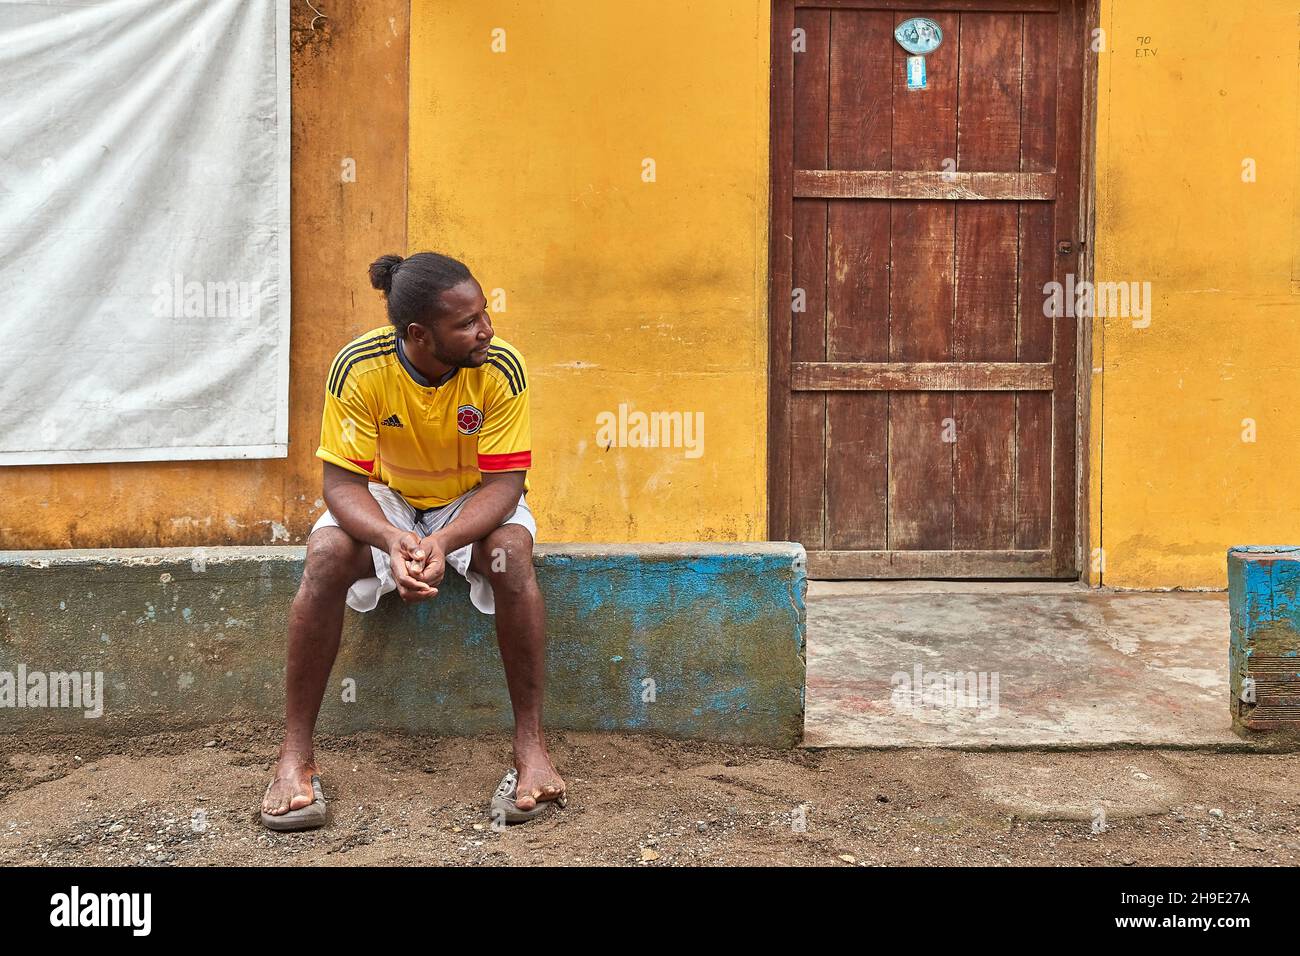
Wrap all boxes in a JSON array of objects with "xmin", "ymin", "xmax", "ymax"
[
  {"xmin": 0, "ymin": 543, "xmax": 806, "ymax": 746},
  {"xmin": 567, "ymin": 553, "xmax": 797, "ymax": 636},
  {"xmin": 624, "ymin": 691, "xmax": 649, "ymax": 729},
  {"xmin": 707, "ymin": 684, "xmax": 752, "ymax": 714},
  {"xmin": 623, "ymin": 640, "xmax": 654, "ymax": 729},
  {"xmin": 1228, "ymin": 547, "xmax": 1300, "ymax": 735},
  {"xmin": 1231, "ymin": 546, "xmax": 1300, "ymax": 635}
]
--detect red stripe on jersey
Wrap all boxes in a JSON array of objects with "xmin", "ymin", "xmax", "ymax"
[
  {"xmin": 346, "ymin": 457, "xmax": 375, "ymax": 474},
  {"xmin": 478, "ymin": 451, "xmax": 532, "ymax": 471}
]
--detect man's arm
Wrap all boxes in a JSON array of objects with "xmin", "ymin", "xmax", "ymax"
[
  {"xmin": 411, "ymin": 343, "xmax": 532, "ymax": 585},
  {"xmin": 412, "ymin": 471, "xmax": 524, "ymax": 585},
  {"xmin": 435, "ymin": 471, "xmax": 525, "ymax": 553},
  {"xmin": 322, "ymin": 461, "xmax": 436, "ymax": 600}
]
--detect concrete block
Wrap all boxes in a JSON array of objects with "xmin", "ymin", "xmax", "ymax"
[
  {"xmin": 0, "ymin": 543, "xmax": 807, "ymax": 746},
  {"xmin": 1228, "ymin": 546, "xmax": 1300, "ymax": 738}
]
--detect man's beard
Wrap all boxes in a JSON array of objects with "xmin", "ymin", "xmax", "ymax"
[{"xmin": 433, "ymin": 346, "xmax": 487, "ymax": 369}]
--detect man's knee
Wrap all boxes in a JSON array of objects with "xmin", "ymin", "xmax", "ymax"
[
  {"xmin": 478, "ymin": 525, "xmax": 536, "ymax": 596},
  {"xmin": 300, "ymin": 527, "xmax": 370, "ymax": 594}
]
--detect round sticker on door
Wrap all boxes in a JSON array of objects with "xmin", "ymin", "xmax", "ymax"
[
  {"xmin": 456, "ymin": 404, "xmax": 484, "ymax": 435},
  {"xmin": 894, "ymin": 17, "xmax": 943, "ymax": 56}
]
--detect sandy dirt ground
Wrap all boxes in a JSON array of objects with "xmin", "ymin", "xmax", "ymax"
[{"xmin": 1, "ymin": 723, "xmax": 1297, "ymax": 867}]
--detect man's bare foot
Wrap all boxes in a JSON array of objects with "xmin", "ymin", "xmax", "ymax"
[
  {"xmin": 262, "ymin": 749, "xmax": 318, "ymax": 816},
  {"xmin": 512, "ymin": 736, "xmax": 565, "ymax": 812}
]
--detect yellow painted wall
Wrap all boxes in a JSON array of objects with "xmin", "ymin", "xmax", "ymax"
[
  {"xmin": 407, "ymin": 0, "xmax": 771, "ymax": 542},
  {"xmin": 8, "ymin": 0, "xmax": 1295, "ymax": 591},
  {"xmin": 1091, "ymin": 0, "xmax": 1300, "ymax": 587},
  {"xmin": 0, "ymin": 0, "xmax": 411, "ymax": 550}
]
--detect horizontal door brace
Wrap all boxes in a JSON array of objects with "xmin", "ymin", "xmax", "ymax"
[
  {"xmin": 792, "ymin": 362, "xmax": 1054, "ymax": 391},
  {"xmin": 795, "ymin": 169, "xmax": 1056, "ymax": 201},
  {"xmin": 794, "ymin": 1, "xmax": 1060, "ymax": 13},
  {"xmin": 807, "ymin": 549, "xmax": 1057, "ymax": 580}
]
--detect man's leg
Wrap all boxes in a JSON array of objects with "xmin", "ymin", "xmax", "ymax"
[
  {"xmin": 470, "ymin": 524, "xmax": 564, "ymax": 811},
  {"xmin": 262, "ymin": 526, "xmax": 374, "ymax": 816}
]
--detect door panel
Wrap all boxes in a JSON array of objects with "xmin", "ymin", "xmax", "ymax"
[{"xmin": 770, "ymin": 0, "xmax": 1085, "ymax": 578}]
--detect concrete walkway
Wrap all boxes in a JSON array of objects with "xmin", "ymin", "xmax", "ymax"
[{"xmin": 804, "ymin": 582, "xmax": 1261, "ymax": 750}]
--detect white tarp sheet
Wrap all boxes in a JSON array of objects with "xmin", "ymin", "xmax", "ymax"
[{"xmin": 0, "ymin": 0, "xmax": 290, "ymax": 464}]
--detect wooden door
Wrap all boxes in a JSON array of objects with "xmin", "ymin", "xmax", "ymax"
[{"xmin": 769, "ymin": 0, "xmax": 1086, "ymax": 578}]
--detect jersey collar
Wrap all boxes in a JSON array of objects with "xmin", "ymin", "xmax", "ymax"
[{"xmin": 398, "ymin": 337, "xmax": 458, "ymax": 388}]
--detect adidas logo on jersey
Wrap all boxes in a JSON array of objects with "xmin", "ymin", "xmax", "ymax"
[{"xmin": 381, "ymin": 414, "xmax": 404, "ymax": 428}]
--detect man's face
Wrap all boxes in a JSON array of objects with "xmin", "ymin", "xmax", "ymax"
[{"xmin": 406, "ymin": 278, "xmax": 494, "ymax": 369}]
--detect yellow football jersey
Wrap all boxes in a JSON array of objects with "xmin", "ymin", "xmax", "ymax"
[{"xmin": 316, "ymin": 326, "xmax": 531, "ymax": 509}]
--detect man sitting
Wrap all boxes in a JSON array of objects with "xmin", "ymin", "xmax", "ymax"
[{"xmin": 260, "ymin": 251, "xmax": 565, "ymax": 830}]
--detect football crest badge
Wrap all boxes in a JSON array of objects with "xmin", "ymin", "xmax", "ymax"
[{"xmin": 456, "ymin": 404, "xmax": 484, "ymax": 435}]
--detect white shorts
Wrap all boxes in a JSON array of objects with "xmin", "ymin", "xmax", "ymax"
[{"xmin": 309, "ymin": 482, "xmax": 537, "ymax": 616}]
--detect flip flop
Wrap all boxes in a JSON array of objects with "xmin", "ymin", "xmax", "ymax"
[
  {"xmin": 489, "ymin": 767, "xmax": 567, "ymax": 825},
  {"xmin": 260, "ymin": 774, "xmax": 327, "ymax": 832}
]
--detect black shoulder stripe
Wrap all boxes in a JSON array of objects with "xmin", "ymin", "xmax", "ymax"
[
  {"xmin": 488, "ymin": 346, "xmax": 525, "ymax": 381},
  {"xmin": 487, "ymin": 347, "xmax": 526, "ymax": 392},
  {"xmin": 329, "ymin": 332, "xmax": 393, "ymax": 383},
  {"xmin": 486, "ymin": 357, "xmax": 522, "ymax": 396},
  {"xmin": 333, "ymin": 345, "xmax": 396, "ymax": 397},
  {"xmin": 329, "ymin": 332, "xmax": 395, "ymax": 395},
  {"xmin": 486, "ymin": 357, "xmax": 520, "ymax": 395},
  {"xmin": 329, "ymin": 332, "xmax": 395, "ymax": 396}
]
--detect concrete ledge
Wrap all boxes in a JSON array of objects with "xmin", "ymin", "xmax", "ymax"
[
  {"xmin": 1228, "ymin": 546, "xmax": 1300, "ymax": 739},
  {"xmin": 0, "ymin": 544, "xmax": 807, "ymax": 746}
]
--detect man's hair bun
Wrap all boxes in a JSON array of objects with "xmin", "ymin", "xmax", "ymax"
[{"xmin": 368, "ymin": 254, "xmax": 404, "ymax": 295}]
